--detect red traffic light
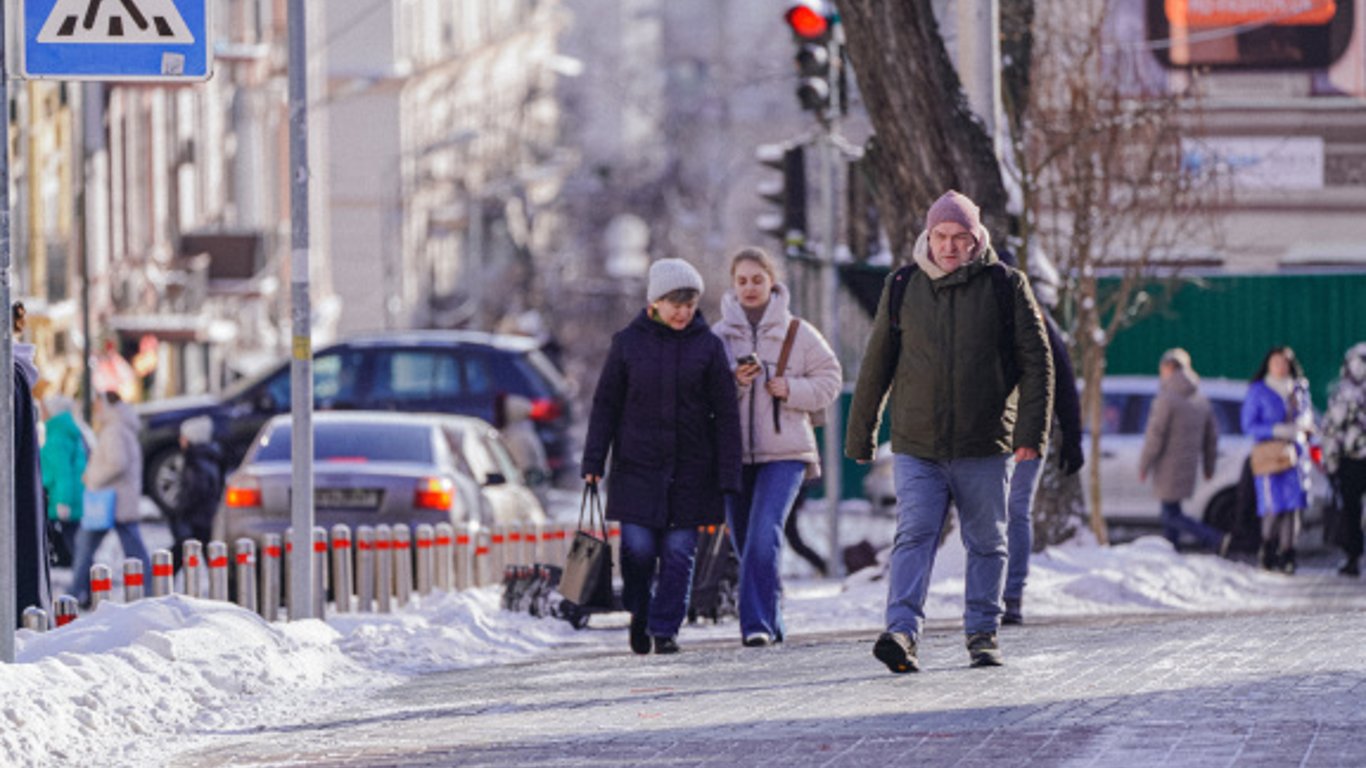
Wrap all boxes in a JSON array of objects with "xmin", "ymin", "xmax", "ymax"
[{"xmin": 785, "ymin": 4, "xmax": 829, "ymax": 41}]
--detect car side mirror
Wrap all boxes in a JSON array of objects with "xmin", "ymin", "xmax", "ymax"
[{"xmin": 484, "ymin": 472, "xmax": 507, "ymax": 487}]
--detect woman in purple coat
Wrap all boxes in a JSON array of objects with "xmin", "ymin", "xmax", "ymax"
[
  {"xmin": 1240, "ymin": 346, "xmax": 1315, "ymax": 573},
  {"xmin": 582, "ymin": 259, "xmax": 743, "ymax": 655}
]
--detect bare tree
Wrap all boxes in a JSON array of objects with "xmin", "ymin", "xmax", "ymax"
[{"xmin": 1016, "ymin": 0, "xmax": 1223, "ymax": 543}]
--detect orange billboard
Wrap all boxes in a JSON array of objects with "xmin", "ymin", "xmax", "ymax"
[{"xmin": 1165, "ymin": 0, "xmax": 1337, "ymax": 26}]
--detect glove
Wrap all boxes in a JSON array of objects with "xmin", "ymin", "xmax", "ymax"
[{"xmin": 1059, "ymin": 441, "xmax": 1085, "ymax": 476}]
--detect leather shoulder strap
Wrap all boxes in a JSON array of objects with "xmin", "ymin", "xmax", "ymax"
[{"xmin": 775, "ymin": 319, "xmax": 801, "ymax": 378}]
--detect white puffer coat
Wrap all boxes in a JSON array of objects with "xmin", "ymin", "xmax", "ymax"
[{"xmin": 713, "ymin": 284, "xmax": 842, "ymax": 474}]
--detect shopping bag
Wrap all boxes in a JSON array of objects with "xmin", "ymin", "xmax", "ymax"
[
  {"xmin": 1250, "ymin": 439, "xmax": 1296, "ymax": 477},
  {"xmin": 80, "ymin": 488, "xmax": 117, "ymax": 531},
  {"xmin": 559, "ymin": 483, "xmax": 613, "ymax": 609}
]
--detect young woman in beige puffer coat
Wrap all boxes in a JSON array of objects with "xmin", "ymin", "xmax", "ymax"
[{"xmin": 713, "ymin": 247, "xmax": 842, "ymax": 647}]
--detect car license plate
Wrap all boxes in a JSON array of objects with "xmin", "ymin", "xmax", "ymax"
[{"xmin": 314, "ymin": 488, "xmax": 382, "ymax": 509}]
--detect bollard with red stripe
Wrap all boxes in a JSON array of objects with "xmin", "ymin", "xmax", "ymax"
[
  {"xmin": 475, "ymin": 527, "xmax": 493, "ymax": 587},
  {"xmin": 151, "ymin": 550, "xmax": 174, "ymax": 597},
  {"xmin": 490, "ymin": 523, "xmax": 509, "ymax": 580},
  {"xmin": 608, "ymin": 521, "xmax": 622, "ymax": 581},
  {"xmin": 507, "ymin": 522, "xmax": 525, "ymax": 569},
  {"xmin": 312, "ymin": 527, "xmax": 329, "ymax": 619},
  {"xmin": 433, "ymin": 522, "xmax": 455, "ymax": 592},
  {"xmin": 453, "ymin": 522, "xmax": 473, "ymax": 591},
  {"xmin": 235, "ymin": 539, "xmax": 258, "ymax": 613},
  {"xmin": 182, "ymin": 540, "xmax": 205, "ymax": 598},
  {"xmin": 393, "ymin": 525, "xmax": 413, "ymax": 608},
  {"xmin": 123, "ymin": 558, "xmax": 146, "ymax": 603},
  {"xmin": 22, "ymin": 606, "xmax": 48, "ymax": 632},
  {"xmin": 355, "ymin": 525, "xmax": 375, "ymax": 613},
  {"xmin": 54, "ymin": 596, "xmax": 79, "ymax": 627},
  {"xmin": 414, "ymin": 524, "xmax": 435, "ymax": 597},
  {"xmin": 331, "ymin": 525, "xmax": 354, "ymax": 613},
  {"xmin": 90, "ymin": 563, "xmax": 112, "ymax": 609},
  {"xmin": 207, "ymin": 541, "xmax": 230, "ymax": 601},
  {"xmin": 528, "ymin": 519, "xmax": 546, "ymax": 564},
  {"xmin": 374, "ymin": 524, "xmax": 393, "ymax": 613},
  {"xmin": 261, "ymin": 533, "xmax": 282, "ymax": 622}
]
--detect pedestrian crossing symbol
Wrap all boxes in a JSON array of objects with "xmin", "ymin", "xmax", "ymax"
[
  {"xmin": 21, "ymin": 0, "xmax": 210, "ymax": 81},
  {"xmin": 39, "ymin": 0, "xmax": 195, "ymax": 45}
]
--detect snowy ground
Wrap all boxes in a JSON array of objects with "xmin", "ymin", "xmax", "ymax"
[{"xmin": 5, "ymin": 507, "xmax": 1364, "ymax": 767}]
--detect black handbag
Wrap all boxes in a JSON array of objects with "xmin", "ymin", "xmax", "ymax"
[{"xmin": 559, "ymin": 483, "xmax": 613, "ymax": 609}]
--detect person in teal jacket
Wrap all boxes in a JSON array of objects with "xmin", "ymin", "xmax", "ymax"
[{"xmin": 40, "ymin": 395, "xmax": 89, "ymax": 566}]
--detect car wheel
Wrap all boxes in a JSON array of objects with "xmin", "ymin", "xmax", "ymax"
[
  {"xmin": 1203, "ymin": 487, "xmax": 1258, "ymax": 554},
  {"xmin": 148, "ymin": 447, "xmax": 185, "ymax": 515}
]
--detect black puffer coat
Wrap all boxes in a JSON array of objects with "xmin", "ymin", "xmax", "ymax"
[{"xmin": 582, "ymin": 309, "xmax": 742, "ymax": 529}]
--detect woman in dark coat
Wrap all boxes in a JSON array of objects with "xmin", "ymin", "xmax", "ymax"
[{"xmin": 582, "ymin": 258, "xmax": 742, "ymax": 655}]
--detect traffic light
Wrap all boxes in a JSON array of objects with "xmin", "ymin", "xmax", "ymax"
[
  {"xmin": 755, "ymin": 143, "xmax": 808, "ymax": 248},
  {"xmin": 785, "ymin": 2, "xmax": 832, "ymax": 114}
]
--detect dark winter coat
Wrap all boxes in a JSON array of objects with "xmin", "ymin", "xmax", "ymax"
[
  {"xmin": 1043, "ymin": 313, "xmax": 1085, "ymax": 473},
  {"xmin": 845, "ymin": 241, "xmax": 1054, "ymax": 462},
  {"xmin": 14, "ymin": 367, "xmax": 51, "ymax": 625},
  {"xmin": 177, "ymin": 441, "xmax": 225, "ymax": 530},
  {"xmin": 582, "ymin": 309, "xmax": 743, "ymax": 529}
]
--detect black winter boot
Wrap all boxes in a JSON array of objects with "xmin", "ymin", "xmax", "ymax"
[
  {"xmin": 1002, "ymin": 598, "xmax": 1023, "ymax": 626},
  {"xmin": 629, "ymin": 614, "xmax": 651, "ymax": 655},
  {"xmin": 1339, "ymin": 557, "xmax": 1360, "ymax": 577},
  {"xmin": 1280, "ymin": 549, "xmax": 1297, "ymax": 575},
  {"xmin": 1259, "ymin": 543, "xmax": 1280, "ymax": 572}
]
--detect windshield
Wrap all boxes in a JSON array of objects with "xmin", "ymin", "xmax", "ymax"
[{"xmin": 253, "ymin": 421, "xmax": 435, "ymax": 464}]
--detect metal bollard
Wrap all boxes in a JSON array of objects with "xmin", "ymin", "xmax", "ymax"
[
  {"xmin": 414, "ymin": 524, "xmax": 434, "ymax": 596},
  {"xmin": 355, "ymin": 525, "xmax": 375, "ymax": 613},
  {"xmin": 260, "ymin": 533, "xmax": 283, "ymax": 622},
  {"xmin": 183, "ymin": 540, "xmax": 204, "ymax": 598},
  {"xmin": 151, "ymin": 550, "xmax": 174, "ymax": 597},
  {"xmin": 453, "ymin": 523, "xmax": 473, "ymax": 591},
  {"xmin": 608, "ymin": 521, "xmax": 622, "ymax": 582},
  {"xmin": 90, "ymin": 564, "xmax": 112, "ymax": 609},
  {"xmin": 559, "ymin": 522, "xmax": 574, "ymax": 565},
  {"xmin": 528, "ymin": 519, "xmax": 546, "ymax": 564},
  {"xmin": 393, "ymin": 525, "xmax": 413, "ymax": 608},
  {"xmin": 374, "ymin": 524, "xmax": 393, "ymax": 613},
  {"xmin": 433, "ymin": 523, "xmax": 455, "ymax": 592},
  {"xmin": 489, "ymin": 523, "xmax": 507, "ymax": 578},
  {"xmin": 475, "ymin": 527, "xmax": 492, "ymax": 587},
  {"xmin": 207, "ymin": 541, "xmax": 230, "ymax": 601},
  {"xmin": 54, "ymin": 596, "xmax": 79, "ymax": 627},
  {"xmin": 507, "ymin": 522, "xmax": 524, "ymax": 568},
  {"xmin": 312, "ymin": 527, "xmax": 328, "ymax": 619},
  {"xmin": 22, "ymin": 606, "xmax": 48, "ymax": 632},
  {"xmin": 331, "ymin": 525, "xmax": 354, "ymax": 613},
  {"xmin": 235, "ymin": 539, "xmax": 258, "ymax": 613},
  {"xmin": 123, "ymin": 558, "xmax": 146, "ymax": 602}
]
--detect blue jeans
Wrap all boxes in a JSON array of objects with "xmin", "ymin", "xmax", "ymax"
[
  {"xmin": 886, "ymin": 454, "xmax": 1009, "ymax": 639},
  {"xmin": 72, "ymin": 522, "xmax": 152, "ymax": 604},
  {"xmin": 1160, "ymin": 500, "xmax": 1224, "ymax": 551},
  {"xmin": 1004, "ymin": 458, "xmax": 1043, "ymax": 602},
  {"xmin": 619, "ymin": 523, "xmax": 700, "ymax": 638},
  {"xmin": 727, "ymin": 461, "xmax": 806, "ymax": 641}
]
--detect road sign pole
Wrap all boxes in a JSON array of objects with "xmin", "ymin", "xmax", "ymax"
[
  {"xmin": 286, "ymin": 0, "xmax": 315, "ymax": 620},
  {"xmin": 1, "ymin": 0, "xmax": 18, "ymax": 662}
]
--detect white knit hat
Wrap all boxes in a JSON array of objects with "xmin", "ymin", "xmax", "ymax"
[{"xmin": 646, "ymin": 258, "xmax": 705, "ymax": 303}]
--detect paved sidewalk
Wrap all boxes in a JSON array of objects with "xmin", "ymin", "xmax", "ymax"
[{"xmin": 181, "ymin": 598, "xmax": 1366, "ymax": 767}]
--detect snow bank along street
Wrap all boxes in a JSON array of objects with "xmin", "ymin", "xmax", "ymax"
[{"xmin": 4, "ymin": 536, "xmax": 1365, "ymax": 766}]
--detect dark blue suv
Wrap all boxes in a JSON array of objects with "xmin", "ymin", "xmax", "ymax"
[{"xmin": 137, "ymin": 331, "xmax": 574, "ymax": 513}]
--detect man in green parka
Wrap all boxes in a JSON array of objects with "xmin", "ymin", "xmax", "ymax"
[{"xmin": 846, "ymin": 191, "xmax": 1053, "ymax": 672}]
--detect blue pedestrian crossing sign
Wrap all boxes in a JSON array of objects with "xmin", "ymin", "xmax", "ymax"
[{"xmin": 20, "ymin": 0, "xmax": 211, "ymax": 81}]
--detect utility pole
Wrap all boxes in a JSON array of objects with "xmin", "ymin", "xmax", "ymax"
[
  {"xmin": 0, "ymin": 0, "xmax": 16, "ymax": 663},
  {"xmin": 288, "ymin": 0, "xmax": 317, "ymax": 620}
]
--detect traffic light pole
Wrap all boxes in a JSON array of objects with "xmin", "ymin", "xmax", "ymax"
[
  {"xmin": 0, "ymin": 0, "xmax": 15, "ymax": 662},
  {"xmin": 818, "ymin": 125, "xmax": 843, "ymax": 578}
]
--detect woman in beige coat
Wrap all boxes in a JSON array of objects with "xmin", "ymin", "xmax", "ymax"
[
  {"xmin": 714, "ymin": 247, "xmax": 842, "ymax": 646},
  {"xmin": 1138, "ymin": 349, "xmax": 1230, "ymax": 555},
  {"xmin": 72, "ymin": 391, "xmax": 151, "ymax": 606}
]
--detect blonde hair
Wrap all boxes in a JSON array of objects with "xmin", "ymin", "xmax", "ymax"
[{"xmin": 729, "ymin": 247, "xmax": 779, "ymax": 282}]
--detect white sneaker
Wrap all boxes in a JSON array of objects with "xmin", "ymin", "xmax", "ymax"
[{"xmin": 743, "ymin": 632, "xmax": 772, "ymax": 648}]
